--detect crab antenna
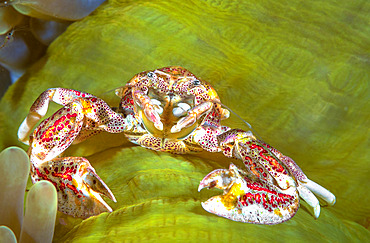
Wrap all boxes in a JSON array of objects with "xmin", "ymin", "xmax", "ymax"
[
  {"xmin": 215, "ymin": 100, "xmax": 294, "ymax": 177},
  {"xmin": 214, "ymin": 100, "xmax": 263, "ymax": 139},
  {"xmin": 101, "ymin": 86, "xmax": 125, "ymax": 96}
]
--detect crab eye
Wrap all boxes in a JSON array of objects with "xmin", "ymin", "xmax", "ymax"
[
  {"xmin": 193, "ymin": 79, "xmax": 201, "ymax": 85},
  {"xmin": 147, "ymin": 72, "xmax": 154, "ymax": 78}
]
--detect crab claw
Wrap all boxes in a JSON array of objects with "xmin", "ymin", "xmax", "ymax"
[
  {"xmin": 31, "ymin": 157, "xmax": 116, "ymax": 219},
  {"xmin": 198, "ymin": 168, "xmax": 233, "ymax": 191},
  {"xmin": 199, "ymin": 163, "xmax": 300, "ymax": 225}
]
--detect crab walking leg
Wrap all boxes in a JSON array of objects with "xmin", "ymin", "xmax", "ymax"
[
  {"xmin": 302, "ymin": 179, "xmax": 336, "ymax": 206},
  {"xmin": 297, "ymin": 183, "xmax": 320, "ymax": 218},
  {"xmin": 198, "ymin": 164, "xmax": 300, "ymax": 225},
  {"xmin": 171, "ymin": 101, "xmax": 213, "ymax": 133},
  {"xmin": 269, "ymin": 149, "xmax": 336, "ymax": 206},
  {"xmin": 24, "ymin": 96, "xmax": 123, "ymax": 218},
  {"xmin": 30, "ymin": 156, "xmax": 116, "ymax": 219},
  {"xmin": 18, "ymin": 88, "xmax": 95, "ymax": 144},
  {"xmin": 133, "ymin": 90, "xmax": 163, "ymax": 130}
]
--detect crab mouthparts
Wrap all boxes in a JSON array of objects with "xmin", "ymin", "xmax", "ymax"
[{"xmin": 140, "ymin": 95, "xmax": 198, "ymax": 140}]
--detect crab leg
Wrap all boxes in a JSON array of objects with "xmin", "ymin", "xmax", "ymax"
[
  {"xmin": 29, "ymin": 102, "xmax": 85, "ymax": 163},
  {"xmin": 18, "ymin": 88, "xmax": 95, "ymax": 145},
  {"xmin": 19, "ymin": 89, "xmax": 127, "ymax": 218},
  {"xmin": 199, "ymin": 128, "xmax": 336, "ymax": 222},
  {"xmin": 19, "ymin": 88, "xmax": 129, "ymax": 146},
  {"xmin": 297, "ymin": 183, "xmax": 320, "ymax": 218},
  {"xmin": 301, "ymin": 179, "xmax": 336, "ymax": 206},
  {"xmin": 198, "ymin": 163, "xmax": 299, "ymax": 225},
  {"xmin": 268, "ymin": 148, "xmax": 336, "ymax": 206}
]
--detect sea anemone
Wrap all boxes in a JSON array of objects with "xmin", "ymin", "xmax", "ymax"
[
  {"xmin": 0, "ymin": 0, "xmax": 106, "ymax": 84},
  {"xmin": 0, "ymin": 147, "xmax": 57, "ymax": 243},
  {"xmin": 0, "ymin": 0, "xmax": 369, "ymax": 241}
]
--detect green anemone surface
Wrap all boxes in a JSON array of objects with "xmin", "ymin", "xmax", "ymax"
[{"xmin": 0, "ymin": 0, "xmax": 369, "ymax": 242}]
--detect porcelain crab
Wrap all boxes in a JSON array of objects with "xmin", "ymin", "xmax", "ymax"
[{"xmin": 17, "ymin": 66, "xmax": 335, "ymax": 223}]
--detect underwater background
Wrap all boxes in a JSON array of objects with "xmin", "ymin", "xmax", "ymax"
[{"xmin": 0, "ymin": 0, "xmax": 369, "ymax": 242}]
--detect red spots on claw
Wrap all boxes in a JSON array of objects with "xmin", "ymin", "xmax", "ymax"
[
  {"xmin": 41, "ymin": 137, "xmax": 53, "ymax": 143},
  {"xmin": 59, "ymin": 181, "xmax": 66, "ymax": 191},
  {"xmin": 34, "ymin": 167, "xmax": 59, "ymax": 189},
  {"xmin": 35, "ymin": 168, "xmax": 48, "ymax": 180},
  {"xmin": 239, "ymin": 194, "xmax": 249, "ymax": 206},
  {"xmin": 240, "ymin": 197, "xmax": 248, "ymax": 206},
  {"xmin": 247, "ymin": 181, "xmax": 277, "ymax": 195},
  {"xmin": 243, "ymin": 180, "xmax": 294, "ymax": 208},
  {"xmin": 66, "ymin": 183, "xmax": 79, "ymax": 195},
  {"xmin": 73, "ymin": 90, "xmax": 81, "ymax": 96},
  {"xmin": 52, "ymin": 172, "xmax": 72, "ymax": 181},
  {"xmin": 262, "ymin": 194, "xmax": 267, "ymax": 208},
  {"xmin": 248, "ymin": 142, "xmax": 287, "ymax": 174},
  {"xmin": 38, "ymin": 112, "xmax": 79, "ymax": 145},
  {"xmin": 268, "ymin": 157, "xmax": 285, "ymax": 173},
  {"xmin": 245, "ymin": 156, "xmax": 252, "ymax": 163},
  {"xmin": 239, "ymin": 192, "xmax": 263, "ymax": 206},
  {"xmin": 66, "ymin": 113, "xmax": 77, "ymax": 119},
  {"xmin": 255, "ymin": 193, "xmax": 261, "ymax": 203}
]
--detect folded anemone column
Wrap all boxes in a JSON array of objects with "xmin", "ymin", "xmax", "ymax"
[
  {"xmin": 0, "ymin": 226, "xmax": 17, "ymax": 243},
  {"xmin": 0, "ymin": 147, "xmax": 58, "ymax": 243},
  {"xmin": 20, "ymin": 181, "xmax": 58, "ymax": 243},
  {"xmin": 0, "ymin": 147, "xmax": 30, "ymax": 241},
  {"xmin": 0, "ymin": 0, "xmax": 106, "ymax": 84},
  {"xmin": 12, "ymin": 0, "xmax": 106, "ymax": 21}
]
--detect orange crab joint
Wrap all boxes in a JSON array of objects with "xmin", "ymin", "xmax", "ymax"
[{"xmin": 206, "ymin": 86, "xmax": 219, "ymax": 100}]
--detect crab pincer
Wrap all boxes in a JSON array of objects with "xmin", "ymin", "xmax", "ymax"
[
  {"xmin": 31, "ymin": 157, "xmax": 116, "ymax": 218},
  {"xmin": 198, "ymin": 163, "xmax": 300, "ymax": 225},
  {"xmin": 18, "ymin": 88, "xmax": 124, "ymax": 218}
]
